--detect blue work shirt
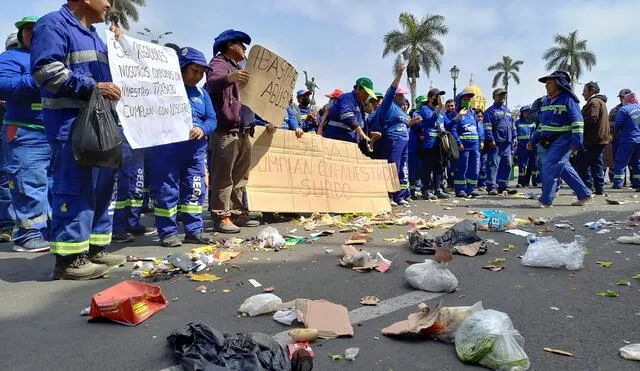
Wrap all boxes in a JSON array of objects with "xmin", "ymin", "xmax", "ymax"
[
  {"xmin": 451, "ymin": 111, "xmax": 483, "ymax": 151},
  {"xmin": 298, "ymin": 104, "xmax": 317, "ymax": 132},
  {"xmin": 484, "ymin": 103, "xmax": 514, "ymax": 143},
  {"xmin": 530, "ymin": 92, "xmax": 584, "ymax": 149},
  {"xmin": 0, "ymin": 48, "xmax": 43, "ymax": 129},
  {"xmin": 378, "ymin": 86, "xmax": 409, "ymax": 141},
  {"xmin": 187, "ymin": 86, "xmax": 217, "ymax": 136},
  {"xmin": 515, "ymin": 118, "xmax": 535, "ymax": 149},
  {"xmin": 614, "ymin": 104, "xmax": 640, "ymax": 144},
  {"xmin": 444, "ymin": 110, "xmax": 456, "ymax": 131},
  {"xmin": 414, "ymin": 104, "xmax": 445, "ymax": 149},
  {"xmin": 324, "ymin": 90, "xmax": 364, "ymax": 143},
  {"xmin": 282, "ymin": 105, "xmax": 300, "ymax": 130}
]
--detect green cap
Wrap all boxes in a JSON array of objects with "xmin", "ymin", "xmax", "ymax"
[
  {"xmin": 415, "ymin": 95, "xmax": 427, "ymax": 105},
  {"xmin": 355, "ymin": 77, "xmax": 376, "ymax": 100},
  {"xmin": 15, "ymin": 16, "xmax": 39, "ymax": 30}
]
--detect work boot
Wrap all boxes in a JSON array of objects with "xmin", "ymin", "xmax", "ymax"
[
  {"xmin": 487, "ymin": 189, "xmax": 498, "ymax": 196},
  {"xmin": 161, "ymin": 234, "xmax": 182, "ymax": 247},
  {"xmin": 12, "ymin": 237, "xmax": 50, "ymax": 253},
  {"xmin": 214, "ymin": 217, "xmax": 241, "ymax": 234},
  {"xmin": 469, "ymin": 191, "xmax": 481, "ymax": 198},
  {"xmin": 53, "ymin": 254, "xmax": 109, "ymax": 280},
  {"xmin": 456, "ymin": 191, "xmax": 468, "ymax": 198},
  {"xmin": 184, "ymin": 232, "xmax": 215, "ymax": 244},
  {"xmin": 435, "ymin": 190, "xmax": 452, "ymax": 199},
  {"xmin": 112, "ymin": 231, "xmax": 135, "ymax": 243},
  {"xmin": 422, "ymin": 192, "xmax": 437, "ymax": 201},
  {"xmin": 498, "ymin": 188, "xmax": 519, "ymax": 195},
  {"xmin": 0, "ymin": 229, "xmax": 11, "ymax": 243},
  {"xmin": 87, "ymin": 245, "xmax": 126, "ymax": 268},
  {"xmin": 128, "ymin": 225, "xmax": 158, "ymax": 236},
  {"xmin": 398, "ymin": 199, "xmax": 410, "ymax": 206},
  {"xmin": 234, "ymin": 213, "xmax": 260, "ymax": 227}
]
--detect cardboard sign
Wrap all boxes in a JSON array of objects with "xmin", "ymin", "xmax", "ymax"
[
  {"xmin": 88, "ymin": 280, "xmax": 168, "ymax": 326},
  {"xmin": 240, "ymin": 45, "xmax": 297, "ymax": 125},
  {"xmin": 106, "ymin": 31, "xmax": 193, "ymax": 149},
  {"xmin": 246, "ymin": 127, "xmax": 400, "ymax": 213}
]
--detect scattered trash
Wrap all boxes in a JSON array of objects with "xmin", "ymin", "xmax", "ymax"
[
  {"xmin": 606, "ymin": 199, "xmax": 628, "ymax": 205},
  {"xmin": 187, "ymin": 273, "xmax": 222, "ymax": 282},
  {"xmin": 405, "ymin": 259, "xmax": 458, "ymax": 293},
  {"xmin": 521, "ymin": 236, "xmax": 586, "ymax": 270},
  {"xmin": 476, "ymin": 210, "xmax": 516, "ymax": 231},
  {"xmin": 633, "ymin": 274, "xmax": 640, "ymax": 280},
  {"xmin": 620, "ymin": 343, "xmax": 640, "ymax": 361},
  {"xmin": 482, "ymin": 261, "xmax": 505, "ymax": 272},
  {"xmin": 382, "ymin": 302, "xmax": 441, "ymax": 337},
  {"xmin": 257, "ymin": 226, "xmax": 287, "ymax": 249},
  {"xmin": 88, "ymin": 281, "xmax": 168, "ymax": 326},
  {"xmin": 289, "ymin": 328, "xmax": 319, "ymax": 342},
  {"xmin": 80, "ymin": 306, "xmax": 90, "ymax": 316},
  {"xmin": 310, "ymin": 230, "xmax": 335, "ymax": 238},
  {"xmin": 167, "ymin": 252, "xmax": 197, "ymax": 272},
  {"xmin": 616, "ymin": 280, "xmax": 630, "ymax": 286},
  {"xmin": 597, "ymin": 229, "xmax": 611, "ymax": 234},
  {"xmin": 239, "ymin": 294, "xmax": 284, "ymax": 317},
  {"xmin": 324, "ymin": 249, "xmax": 334, "ymax": 254},
  {"xmin": 528, "ymin": 216, "xmax": 548, "ymax": 225},
  {"xmin": 505, "ymin": 229, "xmax": 532, "ymax": 237},
  {"xmin": 596, "ymin": 261, "xmax": 613, "ymax": 268},
  {"xmin": 554, "ymin": 224, "xmax": 572, "ymax": 229},
  {"xmin": 222, "ymin": 289, "xmax": 231, "ymax": 293},
  {"xmin": 584, "ymin": 218, "xmax": 613, "ymax": 230},
  {"xmin": 344, "ymin": 347, "xmax": 360, "ymax": 361},
  {"xmin": 596, "ymin": 290, "xmax": 619, "ymax": 297},
  {"xmin": 503, "ymin": 244, "xmax": 515, "ymax": 252},
  {"xmin": 339, "ymin": 245, "xmax": 391, "ymax": 272},
  {"xmin": 273, "ymin": 309, "xmax": 298, "ymax": 325},
  {"xmin": 617, "ymin": 235, "xmax": 640, "ymax": 245},
  {"xmin": 329, "ymin": 354, "xmax": 345, "ymax": 361},
  {"xmin": 196, "ymin": 285, "xmax": 207, "ymax": 293},
  {"xmin": 263, "ymin": 287, "xmax": 276, "ymax": 293},
  {"xmin": 295, "ymin": 299, "xmax": 354, "ymax": 339},
  {"xmin": 408, "ymin": 220, "xmax": 486, "ymax": 256},
  {"xmin": 525, "ymin": 192, "xmax": 537, "ymax": 200},
  {"xmin": 455, "ymin": 309, "xmax": 530, "ymax": 370},
  {"xmin": 544, "ymin": 347, "xmax": 573, "ymax": 356},
  {"xmin": 248, "ymin": 279, "xmax": 262, "ymax": 288},
  {"xmin": 550, "ymin": 307, "xmax": 560, "ymax": 311},
  {"xmin": 167, "ymin": 323, "xmax": 290, "ymax": 370},
  {"xmin": 360, "ymin": 296, "xmax": 380, "ymax": 306}
]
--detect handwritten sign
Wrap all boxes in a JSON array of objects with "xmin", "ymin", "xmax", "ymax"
[
  {"xmin": 247, "ymin": 127, "xmax": 399, "ymax": 213},
  {"xmin": 240, "ymin": 45, "xmax": 297, "ymax": 125},
  {"xmin": 106, "ymin": 31, "xmax": 192, "ymax": 149}
]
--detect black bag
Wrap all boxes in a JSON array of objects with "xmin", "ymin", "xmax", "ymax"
[
  {"xmin": 436, "ymin": 131, "xmax": 459, "ymax": 163},
  {"xmin": 71, "ymin": 87, "xmax": 123, "ymax": 168},
  {"xmin": 408, "ymin": 220, "xmax": 486, "ymax": 255}
]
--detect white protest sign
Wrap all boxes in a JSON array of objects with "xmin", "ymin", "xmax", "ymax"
[{"xmin": 106, "ymin": 30, "xmax": 192, "ymax": 149}]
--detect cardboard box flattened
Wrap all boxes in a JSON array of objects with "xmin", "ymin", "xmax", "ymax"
[{"xmin": 88, "ymin": 280, "xmax": 168, "ymax": 326}]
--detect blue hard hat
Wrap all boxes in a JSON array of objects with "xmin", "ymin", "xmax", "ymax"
[
  {"xmin": 213, "ymin": 29, "xmax": 251, "ymax": 56},
  {"xmin": 178, "ymin": 47, "xmax": 211, "ymax": 71}
]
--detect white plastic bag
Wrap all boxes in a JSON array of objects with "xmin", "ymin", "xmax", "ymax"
[
  {"xmin": 273, "ymin": 309, "xmax": 298, "ymax": 325},
  {"xmin": 521, "ymin": 235, "xmax": 586, "ymax": 270},
  {"xmin": 620, "ymin": 343, "xmax": 640, "ymax": 361},
  {"xmin": 430, "ymin": 301, "xmax": 484, "ymax": 343},
  {"xmin": 257, "ymin": 226, "xmax": 286, "ymax": 249},
  {"xmin": 455, "ymin": 309, "xmax": 530, "ymax": 370},
  {"xmin": 238, "ymin": 294, "xmax": 283, "ymax": 317},
  {"xmin": 404, "ymin": 259, "xmax": 458, "ymax": 293}
]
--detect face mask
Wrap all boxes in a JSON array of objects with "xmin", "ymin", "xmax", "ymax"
[
  {"xmin": 431, "ymin": 98, "xmax": 438, "ymax": 106},
  {"xmin": 301, "ymin": 97, "xmax": 311, "ymax": 105},
  {"xmin": 461, "ymin": 101, "xmax": 471, "ymax": 109}
]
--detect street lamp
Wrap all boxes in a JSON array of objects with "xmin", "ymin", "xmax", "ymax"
[{"xmin": 450, "ymin": 65, "xmax": 460, "ymax": 98}]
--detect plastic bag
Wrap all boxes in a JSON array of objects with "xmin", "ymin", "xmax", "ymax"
[
  {"xmin": 408, "ymin": 220, "xmax": 484, "ymax": 254},
  {"xmin": 404, "ymin": 259, "xmax": 458, "ymax": 293},
  {"xmin": 619, "ymin": 343, "xmax": 640, "ymax": 361},
  {"xmin": 521, "ymin": 235, "xmax": 586, "ymax": 270},
  {"xmin": 455, "ymin": 309, "xmax": 530, "ymax": 370},
  {"xmin": 239, "ymin": 294, "xmax": 283, "ymax": 317},
  {"xmin": 476, "ymin": 210, "xmax": 516, "ymax": 232},
  {"xmin": 257, "ymin": 226, "xmax": 286, "ymax": 249},
  {"xmin": 425, "ymin": 301, "xmax": 484, "ymax": 343},
  {"xmin": 71, "ymin": 87, "xmax": 123, "ymax": 168},
  {"xmin": 273, "ymin": 309, "xmax": 298, "ymax": 325}
]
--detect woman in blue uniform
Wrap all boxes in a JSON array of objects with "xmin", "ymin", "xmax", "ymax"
[{"xmin": 451, "ymin": 92, "xmax": 484, "ymax": 198}]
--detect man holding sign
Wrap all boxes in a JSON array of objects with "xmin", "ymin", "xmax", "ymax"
[{"xmin": 206, "ymin": 29, "xmax": 260, "ymax": 233}]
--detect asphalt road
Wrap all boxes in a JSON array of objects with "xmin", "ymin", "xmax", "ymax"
[{"xmin": 1, "ymin": 188, "xmax": 640, "ymax": 371}]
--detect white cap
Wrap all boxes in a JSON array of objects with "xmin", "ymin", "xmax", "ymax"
[{"xmin": 5, "ymin": 32, "xmax": 18, "ymax": 50}]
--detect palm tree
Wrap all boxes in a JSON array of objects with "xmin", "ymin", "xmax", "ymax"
[
  {"xmin": 487, "ymin": 56, "xmax": 524, "ymax": 106},
  {"xmin": 542, "ymin": 30, "xmax": 597, "ymax": 88},
  {"xmin": 383, "ymin": 13, "xmax": 448, "ymax": 104},
  {"xmin": 107, "ymin": 0, "xmax": 146, "ymax": 30}
]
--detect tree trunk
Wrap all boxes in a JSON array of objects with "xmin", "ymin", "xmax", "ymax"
[
  {"xmin": 410, "ymin": 77, "xmax": 417, "ymax": 110},
  {"xmin": 505, "ymin": 79, "xmax": 509, "ymax": 107}
]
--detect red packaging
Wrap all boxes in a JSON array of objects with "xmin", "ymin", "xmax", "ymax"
[{"xmin": 88, "ymin": 280, "xmax": 168, "ymax": 326}]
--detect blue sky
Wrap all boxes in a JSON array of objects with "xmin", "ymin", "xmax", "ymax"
[{"xmin": 7, "ymin": 0, "xmax": 640, "ymax": 109}]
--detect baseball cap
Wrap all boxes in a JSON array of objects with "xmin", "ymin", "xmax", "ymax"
[
  {"xmin": 427, "ymin": 88, "xmax": 446, "ymax": 98},
  {"xmin": 415, "ymin": 95, "xmax": 427, "ymax": 105},
  {"xmin": 493, "ymin": 88, "xmax": 507, "ymax": 96},
  {"xmin": 325, "ymin": 89, "xmax": 344, "ymax": 99},
  {"xmin": 5, "ymin": 33, "xmax": 18, "ymax": 49},
  {"xmin": 375, "ymin": 91, "xmax": 384, "ymax": 98},
  {"xmin": 178, "ymin": 47, "xmax": 212, "ymax": 71},
  {"xmin": 355, "ymin": 77, "xmax": 376, "ymax": 100},
  {"xmin": 618, "ymin": 88, "xmax": 632, "ymax": 98},
  {"xmin": 296, "ymin": 89, "xmax": 312, "ymax": 97},
  {"xmin": 396, "ymin": 86, "xmax": 410, "ymax": 95},
  {"xmin": 15, "ymin": 16, "xmax": 39, "ymax": 30}
]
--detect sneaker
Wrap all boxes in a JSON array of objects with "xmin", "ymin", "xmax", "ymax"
[
  {"xmin": 404, "ymin": 197, "xmax": 413, "ymax": 203},
  {"xmin": 571, "ymin": 195, "xmax": 594, "ymax": 207},
  {"xmin": 398, "ymin": 199, "xmax": 410, "ymax": 206},
  {"xmin": 112, "ymin": 231, "xmax": 135, "ymax": 243},
  {"xmin": 234, "ymin": 213, "xmax": 260, "ymax": 227},
  {"xmin": 487, "ymin": 190, "xmax": 498, "ymax": 196},
  {"xmin": 12, "ymin": 237, "xmax": 50, "ymax": 253},
  {"xmin": 435, "ymin": 191, "xmax": 452, "ymax": 199},
  {"xmin": 88, "ymin": 245, "xmax": 127, "ymax": 268},
  {"xmin": 54, "ymin": 254, "xmax": 109, "ymax": 280},
  {"xmin": 184, "ymin": 232, "xmax": 215, "ymax": 245},
  {"xmin": 469, "ymin": 191, "xmax": 480, "ymax": 198},
  {"xmin": 161, "ymin": 234, "xmax": 183, "ymax": 247},
  {"xmin": 0, "ymin": 229, "xmax": 11, "ymax": 243},
  {"xmin": 214, "ymin": 217, "xmax": 241, "ymax": 233},
  {"xmin": 390, "ymin": 201, "xmax": 398, "ymax": 207},
  {"xmin": 128, "ymin": 225, "xmax": 158, "ymax": 236},
  {"xmin": 476, "ymin": 187, "xmax": 486, "ymax": 192},
  {"xmin": 456, "ymin": 192, "xmax": 468, "ymax": 198}
]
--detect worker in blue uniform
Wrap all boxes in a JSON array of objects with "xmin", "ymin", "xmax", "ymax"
[
  {"xmin": 31, "ymin": 2, "xmax": 127, "ymax": 279},
  {"xmin": 296, "ymin": 89, "xmax": 318, "ymax": 133},
  {"xmin": 475, "ymin": 109, "xmax": 488, "ymax": 191},
  {"xmin": 451, "ymin": 92, "xmax": 484, "ymax": 198},
  {"xmin": 515, "ymin": 106, "xmax": 537, "ymax": 187},
  {"xmin": 612, "ymin": 92, "xmax": 640, "ymax": 189},
  {"xmin": 0, "ymin": 16, "xmax": 51, "ymax": 253},
  {"xmin": 484, "ymin": 88, "xmax": 517, "ymax": 195},
  {"xmin": 408, "ymin": 95, "xmax": 426, "ymax": 199},
  {"xmin": 150, "ymin": 47, "xmax": 217, "ymax": 247},
  {"xmin": 0, "ymin": 33, "xmax": 19, "ymax": 244},
  {"xmin": 324, "ymin": 77, "xmax": 374, "ymax": 144},
  {"xmin": 527, "ymin": 70, "xmax": 592, "ymax": 207}
]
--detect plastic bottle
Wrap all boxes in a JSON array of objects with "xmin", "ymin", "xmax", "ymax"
[{"xmin": 526, "ymin": 234, "xmax": 537, "ymax": 244}]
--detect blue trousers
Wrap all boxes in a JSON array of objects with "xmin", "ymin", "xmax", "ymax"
[
  {"xmin": 575, "ymin": 144, "xmax": 606, "ymax": 192},
  {"xmin": 516, "ymin": 145, "xmax": 537, "ymax": 186},
  {"xmin": 408, "ymin": 150, "xmax": 421, "ymax": 197},
  {"xmin": 0, "ymin": 125, "xmax": 15, "ymax": 231},
  {"xmin": 539, "ymin": 135, "xmax": 591, "ymax": 205},
  {"xmin": 381, "ymin": 137, "xmax": 410, "ymax": 202},
  {"xmin": 454, "ymin": 149, "xmax": 480, "ymax": 195},
  {"xmin": 49, "ymin": 141, "xmax": 117, "ymax": 255},
  {"xmin": 2, "ymin": 125, "xmax": 51, "ymax": 243},
  {"xmin": 150, "ymin": 139, "xmax": 207, "ymax": 239},
  {"xmin": 114, "ymin": 140, "xmax": 145, "ymax": 232},
  {"xmin": 487, "ymin": 142, "xmax": 512, "ymax": 190},
  {"xmin": 478, "ymin": 152, "xmax": 488, "ymax": 188},
  {"xmin": 613, "ymin": 142, "xmax": 640, "ymax": 188},
  {"xmin": 142, "ymin": 149, "xmax": 152, "ymax": 210}
]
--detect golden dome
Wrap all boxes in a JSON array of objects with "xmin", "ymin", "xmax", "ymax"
[{"xmin": 462, "ymin": 74, "xmax": 487, "ymax": 111}]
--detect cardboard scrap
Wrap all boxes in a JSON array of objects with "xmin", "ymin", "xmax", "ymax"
[
  {"xmin": 360, "ymin": 296, "xmax": 381, "ymax": 306},
  {"xmin": 88, "ymin": 280, "xmax": 168, "ymax": 326},
  {"xmin": 213, "ymin": 250, "xmax": 241, "ymax": 263},
  {"xmin": 381, "ymin": 302, "xmax": 441, "ymax": 336},
  {"xmin": 187, "ymin": 273, "xmax": 222, "ymax": 282},
  {"xmin": 453, "ymin": 241, "xmax": 484, "ymax": 257},
  {"xmin": 606, "ymin": 199, "xmax": 628, "ymax": 205},
  {"xmin": 295, "ymin": 299, "xmax": 354, "ymax": 339}
]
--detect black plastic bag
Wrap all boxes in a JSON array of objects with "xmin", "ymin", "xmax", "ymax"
[
  {"xmin": 437, "ymin": 131, "xmax": 459, "ymax": 164},
  {"xmin": 408, "ymin": 220, "xmax": 485, "ymax": 254},
  {"xmin": 71, "ymin": 87, "xmax": 123, "ymax": 168}
]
